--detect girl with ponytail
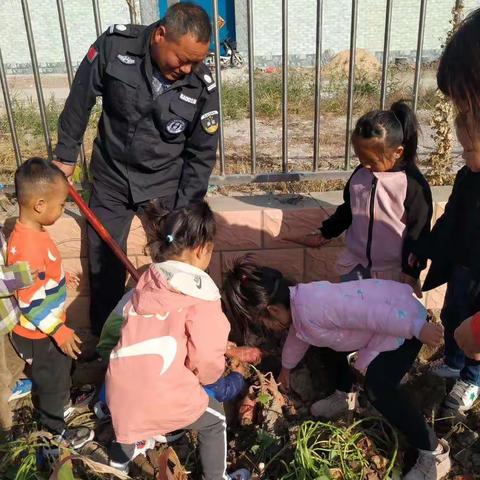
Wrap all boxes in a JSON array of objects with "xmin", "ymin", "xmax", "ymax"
[
  {"xmin": 223, "ymin": 256, "xmax": 450, "ymax": 480},
  {"xmin": 287, "ymin": 101, "xmax": 432, "ymax": 295}
]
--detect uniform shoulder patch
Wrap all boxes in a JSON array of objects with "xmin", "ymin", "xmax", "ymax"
[
  {"xmin": 200, "ymin": 110, "xmax": 219, "ymax": 134},
  {"xmin": 195, "ymin": 64, "xmax": 217, "ymax": 92},
  {"xmin": 107, "ymin": 24, "xmax": 140, "ymax": 38}
]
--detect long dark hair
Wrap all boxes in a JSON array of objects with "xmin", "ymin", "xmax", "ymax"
[
  {"xmin": 352, "ymin": 101, "xmax": 419, "ymax": 164},
  {"xmin": 143, "ymin": 200, "xmax": 216, "ymax": 263},
  {"xmin": 437, "ymin": 8, "xmax": 480, "ymax": 117},
  {"xmin": 222, "ymin": 255, "xmax": 292, "ymax": 338}
]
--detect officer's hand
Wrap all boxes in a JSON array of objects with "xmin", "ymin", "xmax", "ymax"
[{"xmin": 52, "ymin": 160, "xmax": 75, "ymax": 183}]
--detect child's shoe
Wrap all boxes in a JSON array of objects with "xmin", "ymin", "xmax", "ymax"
[
  {"xmin": 403, "ymin": 439, "xmax": 451, "ymax": 480},
  {"xmin": 444, "ymin": 379, "xmax": 480, "ymax": 412},
  {"xmin": 228, "ymin": 468, "xmax": 251, "ymax": 480},
  {"xmin": 8, "ymin": 379, "xmax": 32, "ymax": 401},
  {"xmin": 430, "ymin": 362, "xmax": 460, "ymax": 379},
  {"xmin": 109, "ymin": 439, "xmax": 155, "ymax": 474},
  {"xmin": 64, "ymin": 385, "xmax": 96, "ymax": 420},
  {"xmin": 310, "ymin": 390, "xmax": 350, "ymax": 419},
  {"xmin": 42, "ymin": 427, "xmax": 94, "ymax": 460}
]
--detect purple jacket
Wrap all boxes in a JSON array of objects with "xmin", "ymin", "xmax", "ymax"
[{"xmin": 281, "ymin": 279, "xmax": 427, "ymax": 371}]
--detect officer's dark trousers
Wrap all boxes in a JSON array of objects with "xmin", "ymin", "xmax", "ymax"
[{"xmin": 87, "ymin": 184, "xmax": 175, "ymax": 336}]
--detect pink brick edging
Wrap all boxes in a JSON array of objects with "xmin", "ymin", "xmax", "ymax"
[{"xmin": 5, "ymin": 187, "xmax": 452, "ymax": 328}]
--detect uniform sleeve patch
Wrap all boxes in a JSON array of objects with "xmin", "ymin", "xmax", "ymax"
[
  {"xmin": 87, "ymin": 46, "xmax": 98, "ymax": 63},
  {"xmin": 200, "ymin": 110, "xmax": 219, "ymax": 134}
]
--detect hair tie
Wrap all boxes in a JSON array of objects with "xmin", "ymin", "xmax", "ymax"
[
  {"xmin": 165, "ymin": 234, "xmax": 174, "ymax": 244},
  {"xmin": 240, "ymin": 274, "xmax": 248, "ymax": 286}
]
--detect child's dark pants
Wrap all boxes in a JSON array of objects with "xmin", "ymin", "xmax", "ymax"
[
  {"xmin": 11, "ymin": 333, "xmax": 71, "ymax": 434},
  {"xmin": 441, "ymin": 265, "xmax": 480, "ymax": 386},
  {"xmin": 324, "ymin": 338, "xmax": 438, "ymax": 451},
  {"xmin": 111, "ymin": 397, "xmax": 228, "ymax": 480}
]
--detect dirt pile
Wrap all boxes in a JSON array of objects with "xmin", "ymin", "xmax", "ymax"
[{"xmin": 323, "ymin": 49, "xmax": 381, "ymax": 77}]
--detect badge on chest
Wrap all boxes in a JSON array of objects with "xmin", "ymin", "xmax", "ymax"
[{"xmin": 166, "ymin": 118, "xmax": 187, "ymax": 135}]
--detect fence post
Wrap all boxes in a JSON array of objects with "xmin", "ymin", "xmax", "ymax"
[
  {"xmin": 21, "ymin": 0, "xmax": 52, "ymax": 160},
  {"xmin": 0, "ymin": 48, "xmax": 22, "ymax": 166},
  {"xmin": 313, "ymin": 0, "xmax": 324, "ymax": 171},
  {"xmin": 344, "ymin": 0, "xmax": 358, "ymax": 170},
  {"xmin": 412, "ymin": 0, "xmax": 428, "ymax": 112}
]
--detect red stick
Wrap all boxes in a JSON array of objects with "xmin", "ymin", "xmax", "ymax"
[{"xmin": 68, "ymin": 184, "xmax": 141, "ymax": 282}]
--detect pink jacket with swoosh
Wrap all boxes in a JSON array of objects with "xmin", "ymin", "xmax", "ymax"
[{"xmin": 105, "ymin": 260, "xmax": 229, "ymax": 444}]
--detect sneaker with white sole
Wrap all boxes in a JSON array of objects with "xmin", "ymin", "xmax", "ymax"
[
  {"xmin": 444, "ymin": 379, "xmax": 480, "ymax": 412},
  {"xmin": 430, "ymin": 362, "xmax": 460, "ymax": 379},
  {"xmin": 228, "ymin": 468, "xmax": 251, "ymax": 480},
  {"xmin": 8, "ymin": 379, "xmax": 32, "ymax": 402},
  {"xmin": 404, "ymin": 439, "xmax": 451, "ymax": 480},
  {"xmin": 310, "ymin": 390, "xmax": 350, "ymax": 419},
  {"xmin": 64, "ymin": 385, "xmax": 96, "ymax": 421},
  {"xmin": 109, "ymin": 438, "xmax": 155, "ymax": 473}
]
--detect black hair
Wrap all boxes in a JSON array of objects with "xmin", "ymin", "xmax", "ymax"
[
  {"xmin": 352, "ymin": 101, "xmax": 419, "ymax": 164},
  {"xmin": 222, "ymin": 255, "xmax": 292, "ymax": 338},
  {"xmin": 143, "ymin": 200, "xmax": 216, "ymax": 263},
  {"xmin": 437, "ymin": 8, "xmax": 480, "ymax": 117},
  {"xmin": 159, "ymin": 2, "xmax": 212, "ymax": 44},
  {"xmin": 14, "ymin": 157, "xmax": 67, "ymax": 205}
]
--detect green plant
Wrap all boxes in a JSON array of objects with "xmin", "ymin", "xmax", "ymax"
[{"xmin": 279, "ymin": 418, "xmax": 399, "ymax": 480}]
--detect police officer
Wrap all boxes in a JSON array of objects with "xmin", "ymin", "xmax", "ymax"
[{"xmin": 53, "ymin": 3, "xmax": 219, "ymax": 336}]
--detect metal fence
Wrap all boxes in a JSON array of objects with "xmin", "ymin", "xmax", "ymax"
[{"xmin": 0, "ymin": 0, "xmax": 442, "ymax": 186}]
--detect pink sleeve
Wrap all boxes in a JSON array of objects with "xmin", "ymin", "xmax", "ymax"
[
  {"xmin": 282, "ymin": 325, "xmax": 310, "ymax": 369},
  {"xmin": 185, "ymin": 302, "xmax": 230, "ymax": 385}
]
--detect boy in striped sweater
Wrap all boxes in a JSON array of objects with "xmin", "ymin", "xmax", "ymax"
[{"xmin": 7, "ymin": 158, "xmax": 92, "ymax": 449}]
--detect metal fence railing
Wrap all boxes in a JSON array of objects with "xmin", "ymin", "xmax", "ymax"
[{"xmin": 0, "ymin": 0, "xmax": 444, "ymax": 186}]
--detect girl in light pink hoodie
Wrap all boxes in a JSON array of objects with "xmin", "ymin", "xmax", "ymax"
[
  {"xmin": 106, "ymin": 202, "xmax": 249, "ymax": 480},
  {"xmin": 223, "ymin": 257, "xmax": 450, "ymax": 480}
]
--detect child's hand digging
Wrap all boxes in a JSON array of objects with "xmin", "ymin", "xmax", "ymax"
[
  {"xmin": 419, "ymin": 322, "xmax": 443, "ymax": 347},
  {"xmin": 58, "ymin": 331, "xmax": 83, "ymax": 359},
  {"xmin": 277, "ymin": 367, "xmax": 291, "ymax": 393}
]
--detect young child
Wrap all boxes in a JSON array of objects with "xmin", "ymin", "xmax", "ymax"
[
  {"xmin": 288, "ymin": 102, "xmax": 432, "ymax": 294},
  {"xmin": 106, "ymin": 201, "xmax": 249, "ymax": 480},
  {"xmin": 7, "ymin": 158, "xmax": 92, "ymax": 449},
  {"xmin": 223, "ymin": 257, "xmax": 450, "ymax": 480},
  {"xmin": 418, "ymin": 114, "xmax": 480, "ymax": 413},
  {"xmin": 0, "ymin": 227, "xmax": 34, "ymax": 439}
]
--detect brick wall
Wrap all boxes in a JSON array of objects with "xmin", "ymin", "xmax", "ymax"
[
  {"xmin": 235, "ymin": 0, "xmax": 480, "ymax": 66},
  {"xmin": 2, "ymin": 187, "xmax": 450, "ymax": 329}
]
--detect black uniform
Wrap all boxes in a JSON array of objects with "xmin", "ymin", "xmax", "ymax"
[{"xmin": 55, "ymin": 22, "xmax": 220, "ymax": 335}]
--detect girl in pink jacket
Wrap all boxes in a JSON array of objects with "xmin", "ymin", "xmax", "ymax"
[
  {"xmin": 106, "ymin": 202, "xmax": 249, "ymax": 480},
  {"xmin": 223, "ymin": 257, "xmax": 450, "ymax": 480}
]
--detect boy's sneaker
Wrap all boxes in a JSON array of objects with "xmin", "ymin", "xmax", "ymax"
[
  {"xmin": 93, "ymin": 400, "xmax": 110, "ymax": 420},
  {"xmin": 8, "ymin": 379, "xmax": 32, "ymax": 402},
  {"xmin": 228, "ymin": 468, "xmax": 251, "ymax": 480},
  {"xmin": 109, "ymin": 438, "xmax": 155, "ymax": 474},
  {"xmin": 42, "ymin": 427, "xmax": 94, "ymax": 459},
  {"xmin": 64, "ymin": 385, "xmax": 96, "ymax": 421},
  {"xmin": 404, "ymin": 439, "xmax": 451, "ymax": 480},
  {"xmin": 431, "ymin": 362, "xmax": 460, "ymax": 379},
  {"xmin": 444, "ymin": 379, "xmax": 480, "ymax": 412},
  {"xmin": 310, "ymin": 390, "xmax": 350, "ymax": 419}
]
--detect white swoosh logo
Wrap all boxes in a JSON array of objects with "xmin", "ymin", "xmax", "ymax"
[
  {"xmin": 110, "ymin": 336, "xmax": 177, "ymax": 375},
  {"xmin": 127, "ymin": 306, "xmax": 169, "ymax": 321},
  {"xmin": 47, "ymin": 250, "xmax": 57, "ymax": 262}
]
